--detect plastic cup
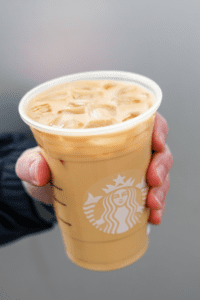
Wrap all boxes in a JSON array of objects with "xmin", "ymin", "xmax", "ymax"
[{"xmin": 18, "ymin": 71, "xmax": 162, "ymax": 271}]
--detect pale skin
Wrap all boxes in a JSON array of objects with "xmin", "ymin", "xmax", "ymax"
[{"xmin": 15, "ymin": 112, "xmax": 174, "ymax": 225}]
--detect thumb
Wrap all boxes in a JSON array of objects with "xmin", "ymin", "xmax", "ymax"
[{"xmin": 15, "ymin": 146, "xmax": 51, "ymax": 186}]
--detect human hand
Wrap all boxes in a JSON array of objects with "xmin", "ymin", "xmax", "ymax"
[
  {"xmin": 15, "ymin": 145, "xmax": 53, "ymax": 206},
  {"xmin": 146, "ymin": 112, "xmax": 173, "ymax": 225}
]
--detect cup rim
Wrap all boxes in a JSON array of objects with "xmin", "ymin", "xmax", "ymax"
[{"xmin": 18, "ymin": 70, "xmax": 162, "ymax": 136}]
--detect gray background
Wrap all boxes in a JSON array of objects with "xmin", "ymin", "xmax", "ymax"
[{"xmin": 0, "ymin": 0, "xmax": 199, "ymax": 299}]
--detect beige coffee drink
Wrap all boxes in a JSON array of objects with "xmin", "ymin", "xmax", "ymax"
[
  {"xmin": 25, "ymin": 80, "xmax": 155, "ymax": 129},
  {"xmin": 19, "ymin": 71, "xmax": 162, "ymax": 271}
]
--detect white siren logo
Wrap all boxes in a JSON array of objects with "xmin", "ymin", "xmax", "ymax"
[{"xmin": 83, "ymin": 174, "xmax": 148, "ymax": 234}]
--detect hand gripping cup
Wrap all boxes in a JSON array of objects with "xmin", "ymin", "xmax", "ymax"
[{"xmin": 18, "ymin": 71, "xmax": 162, "ymax": 271}]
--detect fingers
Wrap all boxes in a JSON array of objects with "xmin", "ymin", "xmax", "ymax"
[
  {"xmin": 15, "ymin": 146, "xmax": 51, "ymax": 187},
  {"xmin": 148, "ymin": 202, "xmax": 166, "ymax": 225},
  {"xmin": 146, "ymin": 144, "xmax": 173, "ymax": 187},
  {"xmin": 146, "ymin": 113, "xmax": 173, "ymax": 225},
  {"xmin": 146, "ymin": 174, "xmax": 170, "ymax": 210},
  {"xmin": 147, "ymin": 174, "xmax": 169, "ymax": 225},
  {"xmin": 22, "ymin": 180, "xmax": 53, "ymax": 206},
  {"xmin": 152, "ymin": 112, "xmax": 169, "ymax": 153}
]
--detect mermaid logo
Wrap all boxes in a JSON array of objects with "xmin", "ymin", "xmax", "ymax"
[{"xmin": 83, "ymin": 174, "xmax": 148, "ymax": 234}]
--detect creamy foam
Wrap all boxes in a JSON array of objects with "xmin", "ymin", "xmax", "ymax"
[{"xmin": 25, "ymin": 80, "xmax": 155, "ymax": 129}]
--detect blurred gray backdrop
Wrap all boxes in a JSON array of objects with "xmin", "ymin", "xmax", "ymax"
[{"xmin": 0, "ymin": 0, "xmax": 200, "ymax": 299}]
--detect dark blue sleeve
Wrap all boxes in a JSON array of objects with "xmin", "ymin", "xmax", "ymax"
[{"xmin": 0, "ymin": 132, "xmax": 57, "ymax": 247}]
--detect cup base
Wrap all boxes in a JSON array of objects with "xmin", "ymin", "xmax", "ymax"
[
  {"xmin": 63, "ymin": 224, "xmax": 149, "ymax": 272},
  {"xmin": 67, "ymin": 239, "xmax": 149, "ymax": 272}
]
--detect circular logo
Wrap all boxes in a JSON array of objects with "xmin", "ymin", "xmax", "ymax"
[{"xmin": 83, "ymin": 172, "xmax": 148, "ymax": 234}]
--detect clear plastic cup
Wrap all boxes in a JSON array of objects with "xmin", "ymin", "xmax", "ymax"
[{"xmin": 18, "ymin": 71, "xmax": 162, "ymax": 271}]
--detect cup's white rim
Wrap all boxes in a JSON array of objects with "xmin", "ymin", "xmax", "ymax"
[{"xmin": 18, "ymin": 70, "xmax": 162, "ymax": 136}]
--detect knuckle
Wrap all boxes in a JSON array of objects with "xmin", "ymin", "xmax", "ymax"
[
  {"xmin": 163, "ymin": 179, "xmax": 170, "ymax": 199},
  {"xmin": 164, "ymin": 176, "xmax": 170, "ymax": 191},
  {"xmin": 165, "ymin": 144, "xmax": 171, "ymax": 156},
  {"xmin": 160, "ymin": 113, "xmax": 167, "ymax": 124},
  {"xmin": 162, "ymin": 201, "xmax": 166, "ymax": 212},
  {"xmin": 168, "ymin": 155, "xmax": 174, "ymax": 170},
  {"xmin": 25, "ymin": 148, "xmax": 42, "ymax": 161},
  {"xmin": 166, "ymin": 174, "xmax": 170, "ymax": 185},
  {"xmin": 21, "ymin": 149, "xmax": 32, "ymax": 157},
  {"xmin": 164, "ymin": 145, "xmax": 174, "ymax": 168},
  {"xmin": 160, "ymin": 114, "xmax": 168, "ymax": 132},
  {"xmin": 23, "ymin": 146, "xmax": 40, "ymax": 156},
  {"xmin": 165, "ymin": 144, "xmax": 173, "ymax": 158}
]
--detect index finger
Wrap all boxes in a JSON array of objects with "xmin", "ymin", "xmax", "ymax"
[{"xmin": 152, "ymin": 112, "xmax": 169, "ymax": 153}]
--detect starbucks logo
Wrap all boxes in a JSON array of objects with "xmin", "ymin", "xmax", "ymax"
[{"xmin": 83, "ymin": 174, "xmax": 148, "ymax": 234}]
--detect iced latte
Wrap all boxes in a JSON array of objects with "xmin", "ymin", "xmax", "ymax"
[
  {"xmin": 19, "ymin": 71, "xmax": 162, "ymax": 271},
  {"xmin": 26, "ymin": 79, "xmax": 155, "ymax": 129}
]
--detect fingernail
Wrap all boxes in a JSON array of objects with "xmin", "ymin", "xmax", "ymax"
[
  {"xmin": 29, "ymin": 161, "xmax": 39, "ymax": 185},
  {"xmin": 160, "ymin": 135, "xmax": 166, "ymax": 146},
  {"xmin": 159, "ymin": 190, "xmax": 164, "ymax": 200},
  {"xmin": 154, "ymin": 190, "xmax": 164, "ymax": 206},
  {"xmin": 153, "ymin": 192, "xmax": 162, "ymax": 208},
  {"xmin": 156, "ymin": 165, "xmax": 166, "ymax": 183}
]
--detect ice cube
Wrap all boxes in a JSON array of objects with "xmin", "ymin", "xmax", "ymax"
[
  {"xmin": 68, "ymin": 100, "xmax": 90, "ymax": 107},
  {"xmin": 117, "ymin": 86, "xmax": 138, "ymax": 96},
  {"xmin": 31, "ymin": 103, "xmax": 52, "ymax": 113},
  {"xmin": 98, "ymin": 104, "xmax": 117, "ymax": 116},
  {"xmin": 122, "ymin": 112, "xmax": 140, "ymax": 122},
  {"xmin": 70, "ymin": 82, "xmax": 104, "ymax": 100},
  {"xmin": 48, "ymin": 115, "xmax": 65, "ymax": 128},
  {"xmin": 62, "ymin": 119, "xmax": 84, "ymax": 129},
  {"xmin": 58, "ymin": 106, "xmax": 85, "ymax": 114},
  {"xmin": 84, "ymin": 118, "xmax": 117, "ymax": 128},
  {"xmin": 102, "ymin": 82, "xmax": 118, "ymax": 90},
  {"xmin": 87, "ymin": 106, "xmax": 114, "ymax": 120},
  {"xmin": 115, "ymin": 85, "xmax": 150, "ymax": 105},
  {"xmin": 121, "ymin": 103, "xmax": 150, "ymax": 122}
]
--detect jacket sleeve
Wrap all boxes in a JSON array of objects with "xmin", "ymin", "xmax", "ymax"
[{"xmin": 0, "ymin": 132, "xmax": 57, "ymax": 247}]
